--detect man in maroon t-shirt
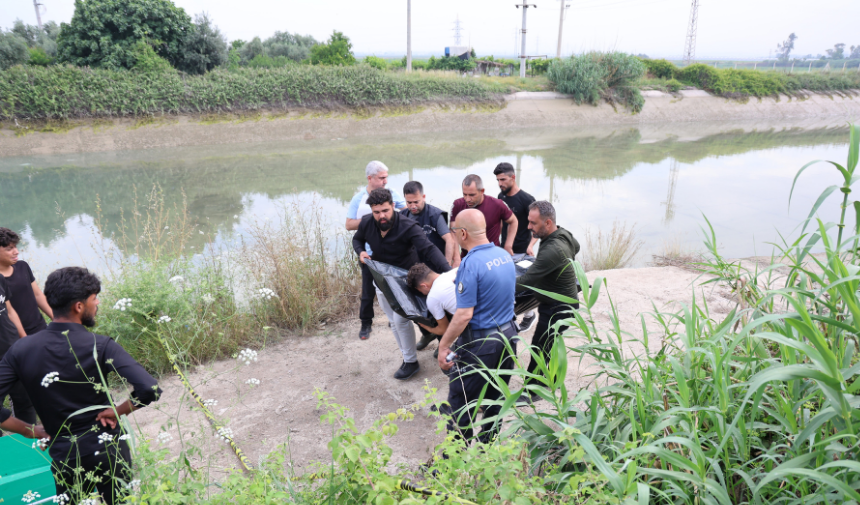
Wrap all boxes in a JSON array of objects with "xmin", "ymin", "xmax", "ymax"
[{"xmin": 450, "ymin": 174, "xmax": 518, "ymax": 256}]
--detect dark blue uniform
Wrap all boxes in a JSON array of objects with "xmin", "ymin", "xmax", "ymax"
[{"xmin": 446, "ymin": 243, "xmax": 518, "ymax": 443}]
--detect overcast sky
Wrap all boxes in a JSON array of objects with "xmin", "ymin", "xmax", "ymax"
[{"xmin": 3, "ymin": 0, "xmax": 858, "ymax": 60}]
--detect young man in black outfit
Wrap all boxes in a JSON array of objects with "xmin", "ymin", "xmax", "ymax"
[
  {"xmin": 0, "ymin": 228, "xmax": 54, "ymax": 336},
  {"xmin": 0, "ymin": 267, "xmax": 162, "ymax": 504},
  {"xmin": 494, "ymin": 162, "xmax": 539, "ymax": 330},
  {"xmin": 0, "ymin": 268, "xmax": 37, "ymax": 428},
  {"xmin": 353, "ymin": 188, "xmax": 452, "ymax": 380}
]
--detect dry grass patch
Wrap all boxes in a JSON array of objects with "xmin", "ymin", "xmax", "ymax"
[{"xmin": 582, "ymin": 220, "xmax": 643, "ymax": 271}]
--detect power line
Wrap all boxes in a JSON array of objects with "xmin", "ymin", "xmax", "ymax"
[{"xmin": 683, "ymin": 0, "xmax": 700, "ymax": 65}]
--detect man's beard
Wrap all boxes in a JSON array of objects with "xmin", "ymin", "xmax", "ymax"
[
  {"xmin": 531, "ymin": 229, "xmax": 547, "ymax": 240},
  {"xmin": 377, "ymin": 219, "xmax": 392, "ymax": 231},
  {"xmin": 81, "ymin": 310, "xmax": 97, "ymax": 328},
  {"xmin": 500, "ymin": 185, "xmax": 512, "ymax": 195}
]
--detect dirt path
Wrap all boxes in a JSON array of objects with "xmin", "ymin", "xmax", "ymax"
[{"xmin": 130, "ymin": 264, "xmax": 734, "ymax": 475}]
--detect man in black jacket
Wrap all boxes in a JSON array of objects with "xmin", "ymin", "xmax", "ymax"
[
  {"xmin": 516, "ymin": 201, "xmax": 580, "ymax": 400},
  {"xmin": 0, "ymin": 267, "xmax": 162, "ymax": 504},
  {"xmin": 353, "ymin": 188, "xmax": 452, "ymax": 380}
]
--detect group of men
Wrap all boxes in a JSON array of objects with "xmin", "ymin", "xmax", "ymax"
[
  {"xmin": 0, "ymin": 228, "xmax": 161, "ymax": 504},
  {"xmin": 346, "ymin": 160, "xmax": 580, "ymax": 442}
]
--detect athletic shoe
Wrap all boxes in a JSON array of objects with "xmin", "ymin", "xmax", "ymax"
[
  {"xmin": 416, "ymin": 330, "xmax": 436, "ymax": 351},
  {"xmin": 394, "ymin": 361, "xmax": 420, "ymax": 380},
  {"xmin": 358, "ymin": 321, "xmax": 372, "ymax": 340},
  {"xmin": 433, "ymin": 348, "xmax": 439, "ymax": 359},
  {"xmin": 519, "ymin": 312, "xmax": 537, "ymax": 332}
]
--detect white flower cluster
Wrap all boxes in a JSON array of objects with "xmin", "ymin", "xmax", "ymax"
[
  {"xmin": 201, "ymin": 293, "xmax": 215, "ymax": 304},
  {"xmin": 41, "ymin": 372, "xmax": 59, "ymax": 388},
  {"xmin": 32, "ymin": 437, "xmax": 50, "ymax": 450},
  {"xmin": 113, "ymin": 298, "xmax": 132, "ymax": 311},
  {"xmin": 216, "ymin": 426, "xmax": 234, "ymax": 443},
  {"xmin": 126, "ymin": 479, "xmax": 141, "ymax": 490},
  {"xmin": 255, "ymin": 288, "xmax": 279, "ymax": 301},
  {"xmin": 203, "ymin": 398, "xmax": 218, "ymax": 408},
  {"xmin": 157, "ymin": 315, "xmax": 172, "ymax": 324},
  {"xmin": 21, "ymin": 490, "xmax": 40, "ymax": 503},
  {"xmin": 80, "ymin": 499, "xmax": 99, "ymax": 505},
  {"xmin": 168, "ymin": 275, "xmax": 184, "ymax": 284},
  {"xmin": 98, "ymin": 433, "xmax": 114, "ymax": 444},
  {"xmin": 237, "ymin": 348, "xmax": 258, "ymax": 366},
  {"xmin": 245, "ymin": 378, "xmax": 261, "ymax": 386},
  {"xmin": 157, "ymin": 432, "xmax": 173, "ymax": 444},
  {"xmin": 52, "ymin": 493, "xmax": 69, "ymax": 504}
]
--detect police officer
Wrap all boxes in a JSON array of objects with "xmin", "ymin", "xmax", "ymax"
[{"xmin": 437, "ymin": 209, "xmax": 518, "ymax": 443}]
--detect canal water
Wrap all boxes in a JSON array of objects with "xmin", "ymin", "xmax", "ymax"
[{"xmin": 0, "ymin": 121, "xmax": 852, "ymax": 279}]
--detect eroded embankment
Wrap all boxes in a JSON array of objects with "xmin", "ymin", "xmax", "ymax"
[{"xmin": 1, "ymin": 90, "xmax": 859, "ymax": 157}]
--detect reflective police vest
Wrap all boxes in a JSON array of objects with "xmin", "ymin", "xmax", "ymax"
[{"xmin": 401, "ymin": 204, "xmax": 448, "ymax": 254}]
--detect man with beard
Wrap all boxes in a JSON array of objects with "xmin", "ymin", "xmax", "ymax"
[
  {"xmin": 450, "ymin": 175, "xmax": 518, "ymax": 257},
  {"xmin": 494, "ymin": 162, "xmax": 539, "ymax": 331},
  {"xmin": 516, "ymin": 201, "xmax": 580, "ymax": 402},
  {"xmin": 0, "ymin": 267, "xmax": 162, "ymax": 504},
  {"xmin": 353, "ymin": 189, "xmax": 452, "ymax": 380},
  {"xmin": 401, "ymin": 181, "xmax": 459, "ymax": 268}
]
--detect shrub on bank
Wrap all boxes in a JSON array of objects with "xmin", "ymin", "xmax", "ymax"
[
  {"xmin": 0, "ymin": 64, "xmax": 506, "ymax": 119},
  {"xmin": 547, "ymin": 51, "xmax": 647, "ymax": 112}
]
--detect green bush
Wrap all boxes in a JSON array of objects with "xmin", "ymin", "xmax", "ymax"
[
  {"xmin": 262, "ymin": 31, "xmax": 317, "ymax": 62},
  {"xmin": 309, "ymin": 30, "xmax": 355, "ymax": 66},
  {"xmin": 0, "ymin": 31, "xmax": 29, "ymax": 70},
  {"xmin": 426, "ymin": 54, "xmax": 476, "ymax": 72},
  {"xmin": 56, "ymin": 0, "xmax": 192, "ymax": 69},
  {"xmin": 363, "ymin": 55, "xmax": 387, "ymax": 70},
  {"xmin": 547, "ymin": 51, "xmax": 646, "ymax": 112},
  {"xmin": 664, "ymin": 78, "xmax": 683, "ymax": 92},
  {"xmin": 130, "ymin": 41, "xmax": 175, "ymax": 74},
  {"xmin": 640, "ymin": 58, "xmax": 677, "ymax": 79},
  {"xmin": 0, "ymin": 65, "xmax": 506, "ymax": 119},
  {"xmin": 674, "ymin": 64, "xmax": 860, "ymax": 98},
  {"xmin": 246, "ymin": 53, "xmax": 295, "ymax": 69},
  {"xmin": 675, "ymin": 62, "xmax": 721, "ymax": 90},
  {"xmin": 176, "ymin": 13, "xmax": 228, "ymax": 75},
  {"xmin": 27, "ymin": 47, "xmax": 53, "ymax": 66}
]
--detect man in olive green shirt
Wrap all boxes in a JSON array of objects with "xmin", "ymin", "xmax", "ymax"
[{"xmin": 516, "ymin": 201, "xmax": 580, "ymax": 397}]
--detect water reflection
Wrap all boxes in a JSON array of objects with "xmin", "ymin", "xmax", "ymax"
[{"xmin": 0, "ymin": 122, "xmax": 851, "ymax": 277}]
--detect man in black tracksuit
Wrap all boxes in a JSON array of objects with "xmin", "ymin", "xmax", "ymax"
[{"xmin": 515, "ymin": 201, "xmax": 580, "ymax": 398}]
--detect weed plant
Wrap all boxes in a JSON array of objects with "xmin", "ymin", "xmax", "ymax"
[
  {"xmin": 547, "ymin": 52, "xmax": 647, "ymax": 112},
  {"xmin": 582, "ymin": 220, "xmax": 644, "ymax": 271}
]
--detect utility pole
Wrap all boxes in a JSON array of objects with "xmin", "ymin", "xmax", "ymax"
[
  {"xmin": 33, "ymin": 0, "xmax": 43, "ymax": 30},
  {"xmin": 516, "ymin": 2, "xmax": 537, "ymax": 78},
  {"xmin": 682, "ymin": 0, "xmax": 699, "ymax": 65},
  {"xmin": 556, "ymin": 0, "xmax": 569, "ymax": 59},
  {"xmin": 406, "ymin": 0, "xmax": 412, "ymax": 72}
]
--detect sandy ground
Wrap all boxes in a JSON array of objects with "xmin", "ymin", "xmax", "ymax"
[{"xmin": 130, "ymin": 264, "xmax": 738, "ymax": 477}]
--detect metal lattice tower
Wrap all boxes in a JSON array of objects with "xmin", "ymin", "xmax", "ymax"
[
  {"xmin": 682, "ymin": 0, "xmax": 699, "ymax": 65},
  {"xmin": 453, "ymin": 15, "xmax": 463, "ymax": 45}
]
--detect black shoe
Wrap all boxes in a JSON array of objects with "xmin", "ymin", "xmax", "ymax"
[
  {"xmin": 433, "ymin": 348, "xmax": 439, "ymax": 359},
  {"xmin": 528, "ymin": 391, "xmax": 543, "ymax": 403},
  {"xmin": 416, "ymin": 331, "xmax": 436, "ymax": 351},
  {"xmin": 519, "ymin": 312, "xmax": 537, "ymax": 332},
  {"xmin": 394, "ymin": 361, "xmax": 420, "ymax": 380},
  {"xmin": 359, "ymin": 321, "xmax": 372, "ymax": 340},
  {"xmin": 515, "ymin": 394, "xmax": 533, "ymax": 406}
]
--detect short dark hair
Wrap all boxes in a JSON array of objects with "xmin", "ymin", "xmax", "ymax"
[
  {"xmin": 0, "ymin": 228, "xmax": 20, "ymax": 248},
  {"xmin": 462, "ymin": 174, "xmax": 483, "ymax": 190},
  {"xmin": 529, "ymin": 200, "xmax": 556, "ymax": 223},
  {"xmin": 366, "ymin": 188, "xmax": 394, "ymax": 207},
  {"xmin": 493, "ymin": 163, "xmax": 515, "ymax": 177},
  {"xmin": 44, "ymin": 267, "xmax": 102, "ymax": 317},
  {"xmin": 407, "ymin": 263, "xmax": 433, "ymax": 290},
  {"xmin": 403, "ymin": 181, "xmax": 424, "ymax": 196}
]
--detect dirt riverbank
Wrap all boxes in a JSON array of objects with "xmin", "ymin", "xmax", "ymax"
[
  {"xmin": 2, "ymin": 91, "xmax": 859, "ymax": 157},
  {"xmin": 129, "ymin": 263, "xmax": 735, "ymax": 477}
]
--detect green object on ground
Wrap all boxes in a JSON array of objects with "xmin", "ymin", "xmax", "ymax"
[{"xmin": 0, "ymin": 434, "xmax": 55, "ymax": 502}]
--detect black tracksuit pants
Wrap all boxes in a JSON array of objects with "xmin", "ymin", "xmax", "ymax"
[
  {"xmin": 526, "ymin": 302, "xmax": 577, "ymax": 379},
  {"xmin": 53, "ymin": 441, "xmax": 132, "ymax": 505},
  {"xmin": 359, "ymin": 261, "xmax": 375, "ymax": 324}
]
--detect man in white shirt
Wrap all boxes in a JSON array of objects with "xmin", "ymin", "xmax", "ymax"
[
  {"xmin": 346, "ymin": 161, "xmax": 406, "ymax": 340},
  {"xmin": 406, "ymin": 263, "xmax": 458, "ymax": 358}
]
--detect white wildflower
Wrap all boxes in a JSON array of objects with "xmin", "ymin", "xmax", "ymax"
[
  {"xmin": 237, "ymin": 348, "xmax": 258, "ymax": 366},
  {"xmin": 164, "ymin": 226, "xmax": 169, "ymax": 230},
  {"xmin": 41, "ymin": 372, "xmax": 59, "ymax": 388},
  {"xmin": 216, "ymin": 426, "xmax": 234, "ymax": 443},
  {"xmin": 157, "ymin": 315, "xmax": 172, "ymax": 324},
  {"xmin": 21, "ymin": 490, "xmax": 41, "ymax": 503},
  {"xmin": 168, "ymin": 275, "xmax": 185, "ymax": 284},
  {"xmin": 118, "ymin": 434, "xmax": 131, "ymax": 441},
  {"xmin": 245, "ymin": 378, "xmax": 261, "ymax": 386},
  {"xmin": 126, "ymin": 479, "xmax": 141, "ymax": 490},
  {"xmin": 203, "ymin": 398, "xmax": 218, "ymax": 408},
  {"xmin": 52, "ymin": 493, "xmax": 69, "ymax": 504},
  {"xmin": 157, "ymin": 432, "xmax": 173, "ymax": 444},
  {"xmin": 254, "ymin": 288, "xmax": 278, "ymax": 301},
  {"xmin": 199, "ymin": 230, "xmax": 205, "ymax": 235},
  {"xmin": 113, "ymin": 298, "xmax": 132, "ymax": 311},
  {"xmin": 201, "ymin": 293, "xmax": 215, "ymax": 304},
  {"xmin": 80, "ymin": 499, "xmax": 99, "ymax": 505},
  {"xmin": 32, "ymin": 437, "xmax": 50, "ymax": 450},
  {"xmin": 233, "ymin": 214, "xmax": 238, "ymax": 218},
  {"xmin": 98, "ymin": 433, "xmax": 114, "ymax": 444}
]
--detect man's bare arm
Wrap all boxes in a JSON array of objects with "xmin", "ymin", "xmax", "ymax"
[
  {"xmin": 442, "ymin": 233, "xmax": 459, "ymax": 267},
  {"xmin": 526, "ymin": 236, "xmax": 539, "ymax": 257},
  {"xmin": 503, "ymin": 214, "xmax": 518, "ymax": 255},
  {"xmin": 419, "ymin": 316, "xmax": 450, "ymax": 336},
  {"xmin": 437, "ymin": 307, "xmax": 473, "ymax": 370},
  {"xmin": 345, "ymin": 218, "xmax": 361, "ymax": 231},
  {"xmin": 31, "ymin": 281, "xmax": 53, "ymax": 320},
  {"xmin": 6, "ymin": 302, "xmax": 26, "ymax": 338}
]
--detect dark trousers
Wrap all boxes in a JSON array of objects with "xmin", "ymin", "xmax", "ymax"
[
  {"xmin": 526, "ymin": 302, "xmax": 577, "ymax": 379},
  {"xmin": 359, "ymin": 261, "xmax": 375, "ymax": 324},
  {"xmin": 446, "ymin": 331, "xmax": 517, "ymax": 444},
  {"xmin": 1, "ymin": 380, "xmax": 37, "ymax": 425},
  {"xmin": 53, "ymin": 442, "xmax": 132, "ymax": 505}
]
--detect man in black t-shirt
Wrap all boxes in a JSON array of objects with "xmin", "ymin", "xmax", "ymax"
[
  {"xmin": 0, "ymin": 228, "xmax": 53, "ymax": 336},
  {"xmin": 0, "ymin": 274, "xmax": 37, "ymax": 427},
  {"xmin": 495, "ymin": 162, "xmax": 539, "ymax": 330}
]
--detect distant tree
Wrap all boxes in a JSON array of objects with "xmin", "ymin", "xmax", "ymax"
[
  {"xmin": 310, "ymin": 31, "xmax": 355, "ymax": 66},
  {"xmin": 470, "ymin": 47, "xmax": 476, "ymax": 58},
  {"xmin": 57, "ymin": 0, "xmax": 192, "ymax": 69},
  {"xmin": 851, "ymin": 45, "xmax": 860, "ymax": 60},
  {"xmin": 777, "ymin": 33, "xmax": 797, "ymax": 62},
  {"xmin": 0, "ymin": 31, "xmax": 29, "ymax": 69},
  {"xmin": 364, "ymin": 55, "xmax": 387, "ymax": 70},
  {"xmin": 231, "ymin": 40, "xmax": 245, "ymax": 50},
  {"xmin": 263, "ymin": 31, "xmax": 318, "ymax": 62},
  {"xmin": 826, "ymin": 43, "xmax": 846, "ymax": 59},
  {"xmin": 11, "ymin": 19, "xmax": 59, "ymax": 58},
  {"xmin": 238, "ymin": 37, "xmax": 264, "ymax": 64},
  {"xmin": 177, "ymin": 13, "xmax": 228, "ymax": 74}
]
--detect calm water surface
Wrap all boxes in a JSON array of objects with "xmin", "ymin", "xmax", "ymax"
[{"xmin": 0, "ymin": 122, "xmax": 852, "ymax": 279}]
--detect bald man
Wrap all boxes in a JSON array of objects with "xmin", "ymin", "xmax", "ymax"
[{"xmin": 437, "ymin": 209, "xmax": 519, "ymax": 443}]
